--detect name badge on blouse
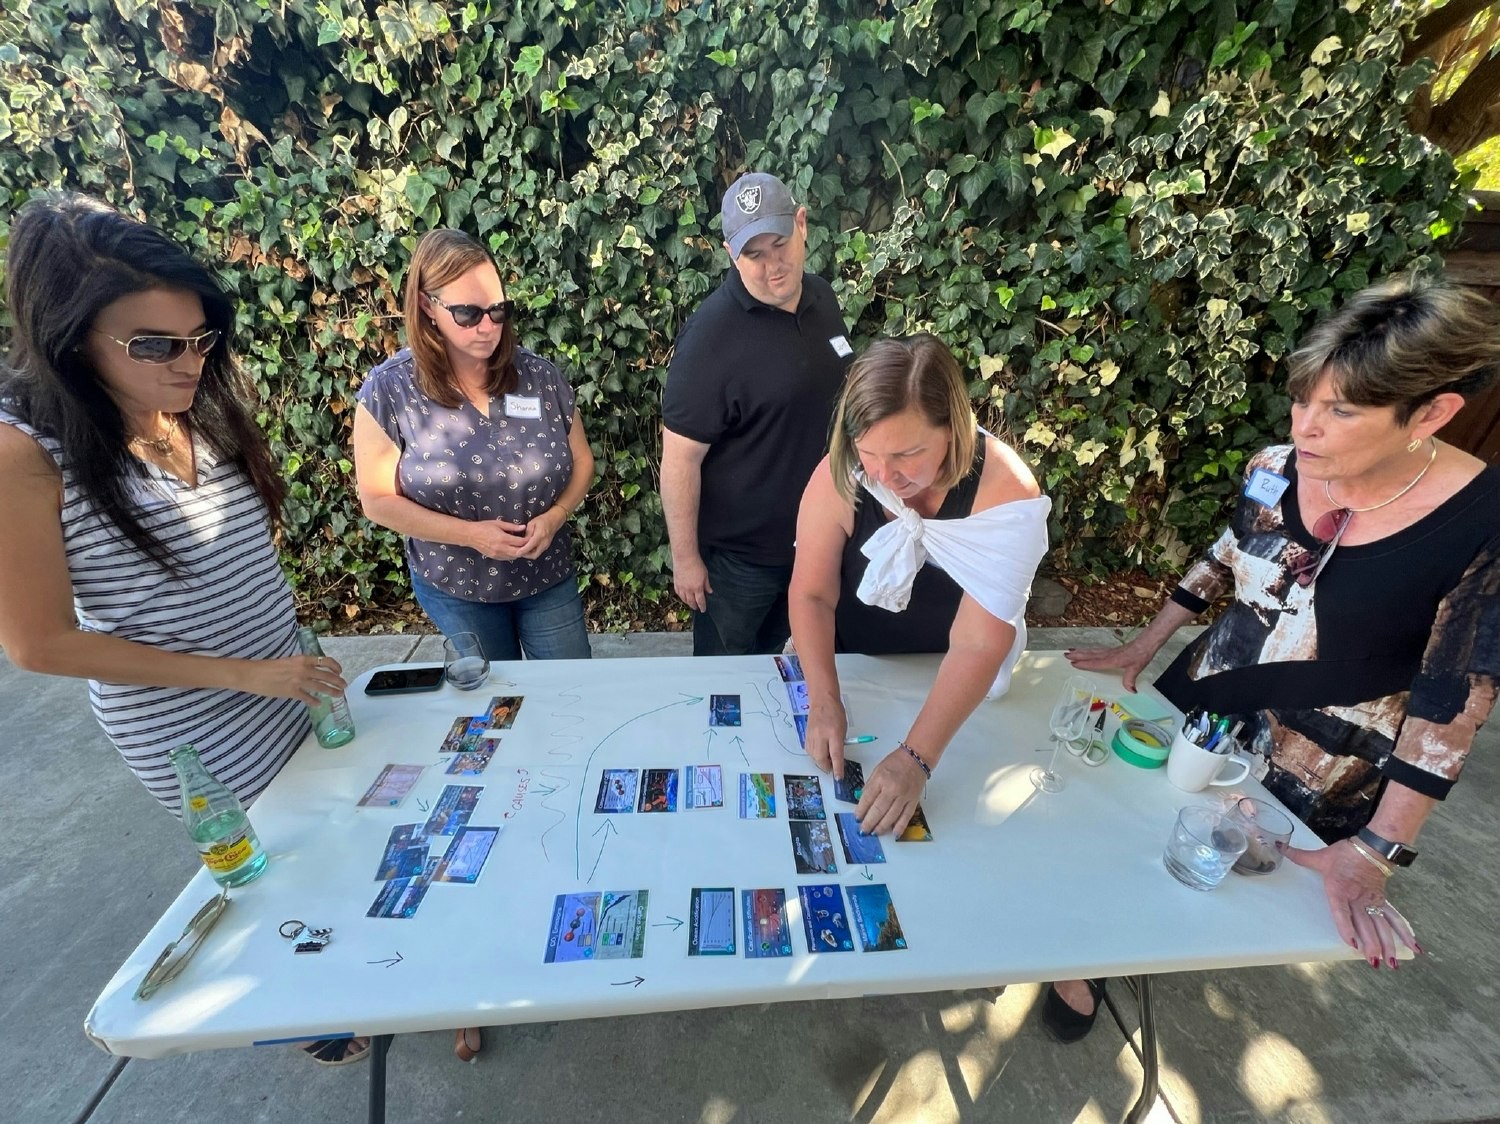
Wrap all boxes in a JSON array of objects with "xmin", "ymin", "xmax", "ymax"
[
  {"xmin": 830, "ymin": 335, "xmax": 854, "ymax": 358},
  {"xmin": 503, "ymin": 394, "xmax": 542, "ymax": 419},
  {"xmin": 1243, "ymin": 467, "xmax": 1289, "ymax": 507}
]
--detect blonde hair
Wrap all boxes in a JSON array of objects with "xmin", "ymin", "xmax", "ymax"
[
  {"xmin": 827, "ymin": 334, "xmax": 977, "ymax": 504},
  {"xmin": 403, "ymin": 229, "xmax": 516, "ymax": 406},
  {"xmin": 1287, "ymin": 275, "xmax": 1500, "ymax": 423}
]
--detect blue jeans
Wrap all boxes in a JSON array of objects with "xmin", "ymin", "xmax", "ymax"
[
  {"xmin": 412, "ymin": 573, "xmax": 592, "ymax": 662},
  {"xmin": 693, "ymin": 547, "xmax": 793, "ymax": 657}
]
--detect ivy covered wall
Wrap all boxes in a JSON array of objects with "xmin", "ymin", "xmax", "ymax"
[{"xmin": 0, "ymin": 0, "xmax": 1465, "ymax": 624}]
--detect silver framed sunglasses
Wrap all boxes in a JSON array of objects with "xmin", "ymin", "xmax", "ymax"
[
  {"xmin": 96, "ymin": 328, "xmax": 221, "ymax": 364},
  {"xmin": 134, "ymin": 890, "xmax": 229, "ymax": 1001}
]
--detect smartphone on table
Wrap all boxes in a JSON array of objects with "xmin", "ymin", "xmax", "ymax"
[{"xmin": 364, "ymin": 666, "xmax": 446, "ymax": 695}]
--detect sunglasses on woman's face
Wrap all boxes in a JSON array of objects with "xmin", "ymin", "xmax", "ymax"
[
  {"xmin": 1288, "ymin": 506, "xmax": 1352, "ymax": 587},
  {"xmin": 425, "ymin": 293, "xmax": 515, "ymax": 329},
  {"xmin": 96, "ymin": 329, "xmax": 221, "ymax": 364}
]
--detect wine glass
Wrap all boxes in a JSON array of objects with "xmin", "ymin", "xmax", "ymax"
[{"xmin": 1030, "ymin": 676, "xmax": 1093, "ymax": 793}]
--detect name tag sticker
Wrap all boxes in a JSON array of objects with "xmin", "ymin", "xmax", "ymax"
[
  {"xmin": 830, "ymin": 335, "xmax": 854, "ymax": 358},
  {"xmin": 503, "ymin": 395, "xmax": 542, "ymax": 419},
  {"xmin": 1244, "ymin": 467, "xmax": 1289, "ymax": 507}
]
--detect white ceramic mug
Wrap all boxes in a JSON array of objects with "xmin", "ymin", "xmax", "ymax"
[{"xmin": 1166, "ymin": 728, "xmax": 1251, "ymax": 792}]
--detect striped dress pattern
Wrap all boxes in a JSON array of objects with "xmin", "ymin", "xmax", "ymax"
[{"xmin": 0, "ymin": 407, "xmax": 309, "ymax": 814}]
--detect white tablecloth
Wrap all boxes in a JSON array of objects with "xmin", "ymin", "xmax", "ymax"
[{"xmin": 85, "ymin": 652, "xmax": 1349, "ymax": 1057}]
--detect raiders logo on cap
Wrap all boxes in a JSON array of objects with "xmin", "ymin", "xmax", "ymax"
[{"xmin": 735, "ymin": 185, "xmax": 762, "ymax": 214}]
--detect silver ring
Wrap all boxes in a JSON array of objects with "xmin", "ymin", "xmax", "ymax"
[
  {"xmin": 1364, "ymin": 905, "xmax": 1387, "ymax": 919},
  {"xmin": 279, "ymin": 919, "xmax": 306, "ymax": 939}
]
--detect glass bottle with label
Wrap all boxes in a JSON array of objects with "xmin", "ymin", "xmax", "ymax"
[
  {"xmin": 294, "ymin": 626, "xmax": 356, "ymax": 747},
  {"xmin": 169, "ymin": 744, "xmax": 267, "ymax": 887}
]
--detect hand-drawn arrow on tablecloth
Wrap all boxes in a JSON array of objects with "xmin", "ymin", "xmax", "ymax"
[
  {"xmin": 611, "ymin": 975, "xmax": 646, "ymax": 988},
  {"xmin": 587, "ymin": 818, "xmax": 619, "ymax": 882},
  {"xmin": 651, "ymin": 915, "xmax": 685, "ymax": 931},
  {"xmin": 366, "ymin": 952, "xmax": 404, "ymax": 968},
  {"xmin": 571, "ymin": 693, "xmax": 704, "ymax": 879}
]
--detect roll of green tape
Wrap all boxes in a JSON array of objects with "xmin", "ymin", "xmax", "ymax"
[{"xmin": 1112, "ymin": 718, "xmax": 1173, "ymax": 769}]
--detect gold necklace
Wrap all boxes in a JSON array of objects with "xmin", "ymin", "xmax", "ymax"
[
  {"xmin": 1325, "ymin": 438, "xmax": 1438, "ymax": 513},
  {"xmin": 127, "ymin": 414, "xmax": 179, "ymax": 456}
]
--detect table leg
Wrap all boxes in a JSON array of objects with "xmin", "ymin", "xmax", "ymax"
[
  {"xmin": 1125, "ymin": 975, "xmax": 1158, "ymax": 1124},
  {"xmin": 368, "ymin": 1034, "xmax": 394, "ymax": 1124}
]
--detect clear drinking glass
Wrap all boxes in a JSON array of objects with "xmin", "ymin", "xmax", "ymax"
[
  {"xmin": 443, "ymin": 632, "xmax": 489, "ymax": 690},
  {"xmin": 1226, "ymin": 797, "xmax": 1295, "ymax": 876},
  {"xmin": 1030, "ymin": 676, "xmax": 1093, "ymax": 793},
  {"xmin": 1163, "ymin": 805, "xmax": 1249, "ymax": 891}
]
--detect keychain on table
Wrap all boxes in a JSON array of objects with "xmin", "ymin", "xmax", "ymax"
[{"xmin": 279, "ymin": 919, "xmax": 334, "ymax": 955}]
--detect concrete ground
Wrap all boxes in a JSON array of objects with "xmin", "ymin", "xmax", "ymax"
[{"xmin": 3, "ymin": 628, "xmax": 1497, "ymax": 1124}]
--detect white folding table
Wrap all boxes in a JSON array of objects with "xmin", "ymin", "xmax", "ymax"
[{"xmin": 85, "ymin": 651, "xmax": 1354, "ymax": 1122}]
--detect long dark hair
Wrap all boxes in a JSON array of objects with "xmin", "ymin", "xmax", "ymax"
[{"xmin": 1, "ymin": 193, "xmax": 285, "ymax": 570}]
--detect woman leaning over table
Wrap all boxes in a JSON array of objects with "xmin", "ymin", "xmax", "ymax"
[
  {"xmin": 1052, "ymin": 277, "xmax": 1500, "ymax": 1044},
  {"xmin": 788, "ymin": 334, "xmax": 1051, "ymax": 836},
  {"xmin": 0, "ymin": 194, "xmax": 365, "ymax": 1066},
  {"xmin": 353, "ymin": 228, "xmax": 593, "ymax": 664}
]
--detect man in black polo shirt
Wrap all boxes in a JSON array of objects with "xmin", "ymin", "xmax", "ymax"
[{"xmin": 661, "ymin": 171, "xmax": 854, "ymax": 656}]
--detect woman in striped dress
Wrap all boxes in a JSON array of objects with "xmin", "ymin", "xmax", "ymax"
[{"xmin": 0, "ymin": 194, "xmax": 366, "ymax": 1064}]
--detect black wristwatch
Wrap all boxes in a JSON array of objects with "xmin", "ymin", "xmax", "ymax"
[{"xmin": 1357, "ymin": 827, "xmax": 1417, "ymax": 867}]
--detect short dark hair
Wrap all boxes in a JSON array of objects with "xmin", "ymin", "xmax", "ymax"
[
  {"xmin": 1286, "ymin": 275, "xmax": 1500, "ymax": 424},
  {"xmin": 2, "ymin": 192, "xmax": 284, "ymax": 569}
]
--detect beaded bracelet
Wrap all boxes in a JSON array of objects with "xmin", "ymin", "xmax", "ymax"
[{"xmin": 896, "ymin": 740, "xmax": 932, "ymax": 779}]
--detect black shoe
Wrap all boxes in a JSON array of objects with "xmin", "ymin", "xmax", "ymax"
[{"xmin": 1041, "ymin": 979, "xmax": 1106, "ymax": 1044}]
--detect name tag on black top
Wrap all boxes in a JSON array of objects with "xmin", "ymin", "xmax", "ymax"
[{"xmin": 830, "ymin": 335, "xmax": 853, "ymax": 357}]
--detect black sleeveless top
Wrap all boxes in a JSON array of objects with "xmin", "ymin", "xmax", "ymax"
[{"xmin": 834, "ymin": 440, "xmax": 987, "ymax": 655}]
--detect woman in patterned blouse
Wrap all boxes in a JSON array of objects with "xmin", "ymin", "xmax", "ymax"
[
  {"xmin": 1055, "ymin": 277, "xmax": 1500, "ymax": 1042},
  {"xmin": 354, "ymin": 229, "xmax": 593, "ymax": 666}
]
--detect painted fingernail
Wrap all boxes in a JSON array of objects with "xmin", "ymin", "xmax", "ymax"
[
  {"xmin": 1387, "ymin": 957, "xmax": 1398, "ymax": 969},
  {"xmin": 1369, "ymin": 957, "xmax": 1379, "ymax": 969},
  {"xmin": 1414, "ymin": 943, "xmax": 1426, "ymax": 955}
]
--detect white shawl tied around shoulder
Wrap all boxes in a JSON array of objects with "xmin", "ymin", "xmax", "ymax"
[{"xmin": 854, "ymin": 472, "xmax": 1052, "ymax": 699}]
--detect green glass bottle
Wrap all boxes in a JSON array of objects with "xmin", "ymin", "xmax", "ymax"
[
  {"xmin": 169, "ymin": 744, "xmax": 268, "ymax": 887},
  {"xmin": 295, "ymin": 626, "xmax": 357, "ymax": 747}
]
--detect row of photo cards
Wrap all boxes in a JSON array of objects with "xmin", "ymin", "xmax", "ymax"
[
  {"xmin": 592, "ymin": 765, "xmax": 934, "ymax": 878},
  {"xmin": 358, "ymin": 695, "xmax": 525, "ymax": 919},
  {"xmin": 541, "ymin": 884, "xmax": 906, "ymax": 963},
  {"xmin": 595, "ymin": 765, "xmax": 728, "ymax": 812}
]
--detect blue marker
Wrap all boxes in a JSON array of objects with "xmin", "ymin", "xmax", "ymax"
[{"xmin": 844, "ymin": 735, "xmax": 877, "ymax": 745}]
